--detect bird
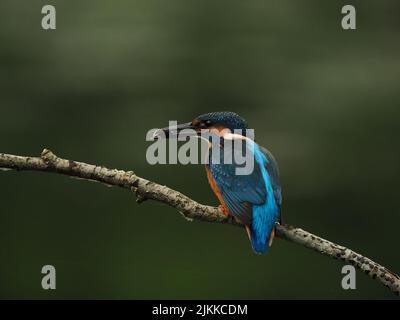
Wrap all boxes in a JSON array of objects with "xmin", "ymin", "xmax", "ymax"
[{"xmin": 157, "ymin": 111, "xmax": 282, "ymax": 254}]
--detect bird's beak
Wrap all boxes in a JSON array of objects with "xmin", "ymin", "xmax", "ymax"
[{"xmin": 153, "ymin": 122, "xmax": 198, "ymax": 139}]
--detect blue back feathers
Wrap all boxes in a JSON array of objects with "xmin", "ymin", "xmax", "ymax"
[{"xmin": 250, "ymin": 142, "xmax": 280, "ymax": 253}]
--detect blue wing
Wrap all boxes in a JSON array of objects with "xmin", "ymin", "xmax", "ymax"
[{"xmin": 209, "ymin": 139, "xmax": 282, "ymax": 225}]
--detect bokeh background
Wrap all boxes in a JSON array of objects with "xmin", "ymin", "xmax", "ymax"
[{"xmin": 0, "ymin": 0, "xmax": 399, "ymax": 299}]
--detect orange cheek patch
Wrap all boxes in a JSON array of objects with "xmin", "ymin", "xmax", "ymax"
[{"xmin": 209, "ymin": 126, "xmax": 229, "ymax": 135}]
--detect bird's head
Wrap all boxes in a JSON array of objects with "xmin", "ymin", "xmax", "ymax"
[{"xmin": 155, "ymin": 111, "xmax": 249, "ymax": 139}]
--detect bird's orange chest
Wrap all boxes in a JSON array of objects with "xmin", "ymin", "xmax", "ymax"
[{"xmin": 205, "ymin": 165, "xmax": 230, "ymax": 216}]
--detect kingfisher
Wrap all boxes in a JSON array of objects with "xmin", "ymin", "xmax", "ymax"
[{"xmin": 157, "ymin": 111, "xmax": 282, "ymax": 254}]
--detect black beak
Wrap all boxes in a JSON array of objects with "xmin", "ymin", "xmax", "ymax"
[{"xmin": 153, "ymin": 122, "xmax": 198, "ymax": 139}]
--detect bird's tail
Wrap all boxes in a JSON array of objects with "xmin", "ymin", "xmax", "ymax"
[
  {"xmin": 245, "ymin": 225, "xmax": 275, "ymax": 254},
  {"xmin": 246, "ymin": 204, "xmax": 278, "ymax": 254}
]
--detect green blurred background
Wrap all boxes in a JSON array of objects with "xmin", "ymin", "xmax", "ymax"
[{"xmin": 0, "ymin": 0, "xmax": 399, "ymax": 299}]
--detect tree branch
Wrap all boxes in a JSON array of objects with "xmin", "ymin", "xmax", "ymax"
[{"xmin": 0, "ymin": 149, "xmax": 399, "ymax": 296}]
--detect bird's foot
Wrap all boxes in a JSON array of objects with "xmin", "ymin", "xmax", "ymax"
[{"xmin": 218, "ymin": 204, "xmax": 230, "ymax": 216}]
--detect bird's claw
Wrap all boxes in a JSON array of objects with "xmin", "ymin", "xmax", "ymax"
[{"xmin": 218, "ymin": 204, "xmax": 230, "ymax": 216}]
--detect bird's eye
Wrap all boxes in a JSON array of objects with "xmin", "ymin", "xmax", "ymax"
[{"xmin": 193, "ymin": 119, "xmax": 211, "ymax": 128}]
